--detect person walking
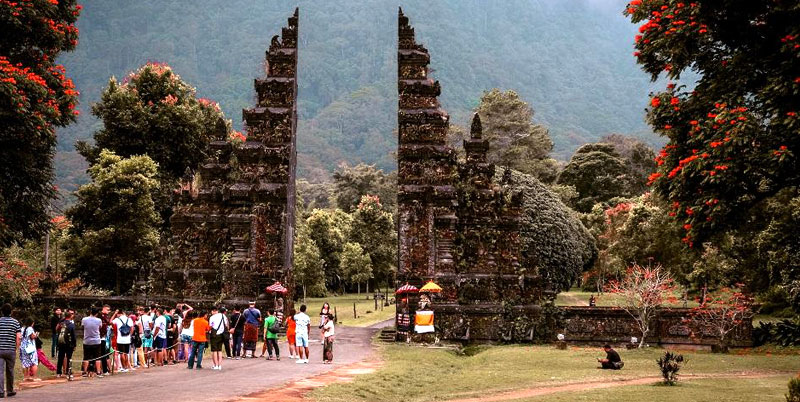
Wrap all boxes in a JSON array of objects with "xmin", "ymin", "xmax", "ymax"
[
  {"xmin": 285, "ymin": 308, "xmax": 297, "ymax": 359},
  {"xmin": 112, "ymin": 310, "xmax": 133, "ymax": 372},
  {"xmin": 228, "ymin": 307, "xmax": 245, "ymax": 359},
  {"xmin": 322, "ymin": 313, "xmax": 335, "ymax": 364},
  {"xmin": 49, "ymin": 307, "xmax": 62, "ymax": 358},
  {"xmin": 187, "ymin": 311, "xmax": 209, "ymax": 370},
  {"xmin": 55, "ymin": 311, "xmax": 76, "ymax": 378},
  {"xmin": 0, "ymin": 303, "xmax": 21, "ymax": 397},
  {"xmin": 263, "ymin": 310, "xmax": 280, "ymax": 361},
  {"xmin": 19, "ymin": 318, "xmax": 39, "ymax": 382},
  {"xmin": 294, "ymin": 305, "xmax": 311, "ymax": 364},
  {"xmin": 80, "ymin": 307, "xmax": 103, "ymax": 378},
  {"xmin": 208, "ymin": 307, "xmax": 228, "ymax": 370}
]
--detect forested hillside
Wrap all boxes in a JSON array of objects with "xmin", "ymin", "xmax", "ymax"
[{"xmin": 54, "ymin": 0, "xmax": 660, "ymax": 204}]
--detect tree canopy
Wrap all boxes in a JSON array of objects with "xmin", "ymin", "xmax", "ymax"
[
  {"xmin": 0, "ymin": 0, "xmax": 81, "ymax": 245},
  {"xmin": 557, "ymin": 142, "xmax": 634, "ymax": 212}
]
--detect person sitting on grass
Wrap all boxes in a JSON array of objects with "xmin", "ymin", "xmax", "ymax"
[{"xmin": 597, "ymin": 344, "xmax": 623, "ymax": 370}]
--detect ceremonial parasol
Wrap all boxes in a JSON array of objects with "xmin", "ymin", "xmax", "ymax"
[
  {"xmin": 266, "ymin": 281, "xmax": 288, "ymax": 294},
  {"xmin": 395, "ymin": 283, "xmax": 419, "ymax": 294},
  {"xmin": 420, "ymin": 280, "xmax": 442, "ymax": 293}
]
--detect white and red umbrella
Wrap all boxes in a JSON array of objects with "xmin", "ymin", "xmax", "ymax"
[
  {"xmin": 395, "ymin": 283, "xmax": 419, "ymax": 294},
  {"xmin": 266, "ymin": 281, "xmax": 288, "ymax": 294}
]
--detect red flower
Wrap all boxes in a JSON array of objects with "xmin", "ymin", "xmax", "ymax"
[
  {"xmin": 651, "ymin": 97, "xmax": 661, "ymax": 107},
  {"xmin": 690, "ymin": 120, "xmax": 698, "ymax": 125},
  {"xmin": 670, "ymin": 97, "xmax": 680, "ymax": 105}
]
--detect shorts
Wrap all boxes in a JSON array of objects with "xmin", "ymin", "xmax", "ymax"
[
  {"xmin": 142, "ymin": 336, "xmax": 153, "ymax": 348},
  {"xmin": 153, "ymin": 337, "xmax": 167, "ymax": 350},
  {"xmin": 295, "ymin": 333, "xmax": 308, "ymax": 347},
  {"xmin": 180, "ymin": 334, "xmax": 192, "ymax": 343},
  {"xmin": 83, "ymin": 344, "xmax": 102, "ymax": 362},
  {"xmin": 210, "ymin": 333, "xmax": 224, "ymax": 351},
  {"xmin": 116, "ymin": 343, "xmax": 131, "ymax": 354}
]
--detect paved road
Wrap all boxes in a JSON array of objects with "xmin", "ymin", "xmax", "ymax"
[{"xmin": 14, "ymin": 326, "xmax": 378, "ymax": 402}]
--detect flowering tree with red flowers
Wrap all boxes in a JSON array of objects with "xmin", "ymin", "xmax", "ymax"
[
  {"xmin": 606, "ymin": 263, "xmax": 679, "ymax": 348},
  {"xmin": 625, "ymin": 1, "xmax": 799, "ymax": 246},
  {"xmin": 684, "ymin": 286, "xmax": 754, "ymax": 351},
  {"xmin": 0, "ymin": 0, "xmax": 82, "ymax": 245},
  {"xmin": 0, "ymin": 253, "xmax": 42, "ymax": 303}
]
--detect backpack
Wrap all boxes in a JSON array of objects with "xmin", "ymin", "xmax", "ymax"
[
  {"xmin": 57, "ymin": 323, "xmax": 68, "ymax": 346},
  {"xmin": 118, "ymin": 317, "xmax": 131, "ymax": 337},
  {"xmin": 268, "ymin": 317, "xmax": 281, "ymax": 334}
]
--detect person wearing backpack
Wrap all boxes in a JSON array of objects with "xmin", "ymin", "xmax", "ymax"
[
  {"xmin": 56, "ymin": 311, "xmax": 76, "ymax": 378},
  {"xmin": 263, "ymin": 310, "xmax": 280, "ymax": 361},
  {"xmin": 112, "ymin": 310, "xmax": 133, "ymax": 372},
  {"xmin": 19, "ymin": 317, "xmax": 39, "ymax": 382}
]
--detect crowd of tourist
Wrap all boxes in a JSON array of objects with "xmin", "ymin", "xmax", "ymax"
[{"xmin": 0, "ymin": 300, "xmax": 337, "ymax": 398}]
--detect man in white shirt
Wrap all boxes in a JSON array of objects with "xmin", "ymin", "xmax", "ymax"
[
  {"xmin": 112, "ymin": 311, "xmax": 133, "ymax": 371},
  {"xmin": 138, "ymin": 306, "xmax": 153, "ymax": 366},
  {"xmin": 294, "ymin": 304, "xmax": 311, "ymax": 364},
  {"xmin": 152, "ymin": 308, "xmax": 168, "ymax": 366},
  {"xmin": 208, "ymin": 307, "xmax": 228, "ymax": 370}
]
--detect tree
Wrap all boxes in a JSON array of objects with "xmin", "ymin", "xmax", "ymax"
[
  {"xmin": 65, "ymin": 150, "xmax": 160, "ymax": 294},
  {"xmin": 332, "ymin": 163, "xmax": 396, "ymax": 213},
  {"xmin": 297, "ymin": 179, "xmax": 334, "ymax": 211},
  {"xmin": 0, "ymin": 0, "xmax": 82, "ymax": 245},
  {"xmin": 558, "ymin": 143, "xmax": 634, "ymax": 213},
  {"xmin": 305, "ymin": 208, "xmax": 352, "ymax": 293},
  {"xmin": 685, "ymin": 286, "xmax": 754, "ymax": 351},
  {"xmin": 78, "ymin": 62, "xmax": 230, "ymax": 224},
  {"xmin": 293, "ymin": 225, "xmax": 326, "ymax": 300},
  {"xmin": 349, "ymin": 194, "xmax": 397, "ymax": 288},
  {"xmin": 602, "ymin": 134, "xmax": 657, "ymax": 195},
  {"xmin": 473, "ymin": 89, "xmax": 559, "ymax": 183},
  {"xmin": 0, "ymin": 251, "xmax": 41, "ymax": 304},
  {"xmin": 606, "ymin": 263, "xmax": 678, "ymax": 348},
  {"xmin": 626, "ymin": 1, "xmax": 799, "ymax": 244},
  {"xmin": 340, "ymin": 242, "xmax": 372, "ymax": 294},
  {"xmin": 507, "ymin": 170, "xmax": 597, "ymax": 292}
]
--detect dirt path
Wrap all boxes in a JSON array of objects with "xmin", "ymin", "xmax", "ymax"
[
  {"xmin": 557, "ymin": 293, "xmax": 588, "ymax": 307},
  {"xmin": 447, "ymin": 371, "xmax": 796, "ymax": 402},
  {"xmin": 12, "ymin": 326, "xmax": 379, "ymax": 402},
  {"xmin": 237, "ymin": 359, "xmax": 384, "ymax": 401}
]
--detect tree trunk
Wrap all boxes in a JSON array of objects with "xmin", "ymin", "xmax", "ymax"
[
  {"xmin": 302, "ymin": 284, "xmax": 307, "ymax": 303},
  {"xmin": 366, "ymin": 281, "xmax": 370, "ymax": 294},
  {"xmin": 357, "ymin": 282, "xmax": 361, "ymax": 294}
]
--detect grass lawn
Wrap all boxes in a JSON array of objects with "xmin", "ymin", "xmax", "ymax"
[
  {"xmin": 529, "ymin": 376, "xmax": 793, "ymax": 402},
  {"xmin": 556, "ymin": 288, "xmax": 699, "ymax": 308},
  {"xmin": 299, "ymin": 293, "xmax": 395, "ymax": 327},
  {"xmin": 310, "ymin": 343, "xmax": 800, "ymax": 402}
]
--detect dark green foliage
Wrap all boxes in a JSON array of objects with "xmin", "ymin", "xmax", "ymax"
[
  {"xmin": 752, "ymin": 319, "xmax": 800, "ymax": 347},
  {"xmin": 0, "ymin": 0, "xmax": 81, "ymax": 245},
  {"xmin": 602, "ymin": 133, "xmax": 657, "ymax": 195},
  {"xmin": 557, "ymin": 143, "xmax": 635, "ymax": 212},
  {"xmin": 64, "ymin": 150, "xmax": 160, "ymax": 294},
  {"xmin": 656, "ymin": 351, "xmax": 684, "ymax": 385},
  {"xmin": 507, "ymin": 170, "xmax": 597, "ymax": 292},
  {"xmin": 78, "ymin": 63, "xmax": 230, "ymax": 226},
  {"xmin": 332, "ymin": 163, "xmax": 396, "ymax": 213},
  {"xmin": 348, "ymin": 195, "xmax": 396, "ymax": 286},
  {"xmin": 628, "ymin": 1, "xmax": 800, "ymax": 244},
  {"xmin": 787, "ymin": 376, "xmax": 800, "ymax": 402},
  {"xmin": 54, "ymin": 0, "xmax": 660, "ymax": 203}
]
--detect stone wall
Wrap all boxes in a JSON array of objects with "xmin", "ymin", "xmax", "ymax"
[{"xmin": 561, "ymin": 306, "xmax": 753, "ymax": 348}]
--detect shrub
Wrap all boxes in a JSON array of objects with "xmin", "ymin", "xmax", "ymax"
[
  {"xmin": 753, "ymin": 319, "xmax": 800, "ymax": 347},
  {"xmin": 656, "ymin": 351, "xmax": 684, "ymax": 386},
  {"xmin": 787, "ymin": 376, "xmax": 800, "ymax": 402}
]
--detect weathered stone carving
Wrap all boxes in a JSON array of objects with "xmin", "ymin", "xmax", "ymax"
[
  {"xmin": 168, "ymin": 9, "xmax": 298, "ymax": 304},
  {"xmin": 397, "ymin": 9, "xmax": 542, "ymax": 342}
]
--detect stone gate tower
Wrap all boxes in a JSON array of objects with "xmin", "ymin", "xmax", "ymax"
[{"xmin": 168, "ymin": 9, "xmax": 298, "ymax": 303}]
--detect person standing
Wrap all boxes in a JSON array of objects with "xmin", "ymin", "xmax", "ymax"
[
  {"xmin": 137, "ymin": 306, "xmax": 153, "ymax": 367},
  {"xmin": 49, "ymin": 307, "xmax": 62, "ymax": 358},
  {"xmin": 55, "ymin": 311, "xmax": 76, "ymax": 378},
  {"xmin": 80, "ymin": 307, "xmax": 103, "ymax": 378},
  {"xmin": 179, "ymin": 310, "xmax": 195, "ymax": 363},
  {"xmin": 208, "ymin": 307, "xmax": 228, "ymax": 370},
  {"xmin": 322, "ymin": 313, "xmax": 335, "ymax": 364},
  {"xmin": 112, "ymin": 310, "xmax": 133, "ymax": 372},
  {"xmin": 263, "ymin": 310, "xmax": 280, "ymax": 361},
  {"xmin": 187, "ymin": 311, "xmax": 209, "ymax": 370},
  {"xmin": 228, "ymin": 307, "xmax": 245, "ymax": 359},
  {"xmin": 152, "ymin": 308, "xmax": 168, "ymax": 367},
  {"xmin": 99, "ymin": 305, "xmax": 111, "ymax": 375},
  {"xmin": 242, "ymin": 302, "xmax": 261, "ymax": 358},
  {"xmin": 285, "ymin": 308, "xmax": 297, "ymax": 359},
  {"xmin": 19, "ymin": 318, "xmax": 40, "ymax": 382},
  {"xmin": 294, "ymin": 305, "xmax": 311, "ymax": 364},
  {"xmin": 0, "ymin": 304, "xmax": 21, "ymax": 397}
]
